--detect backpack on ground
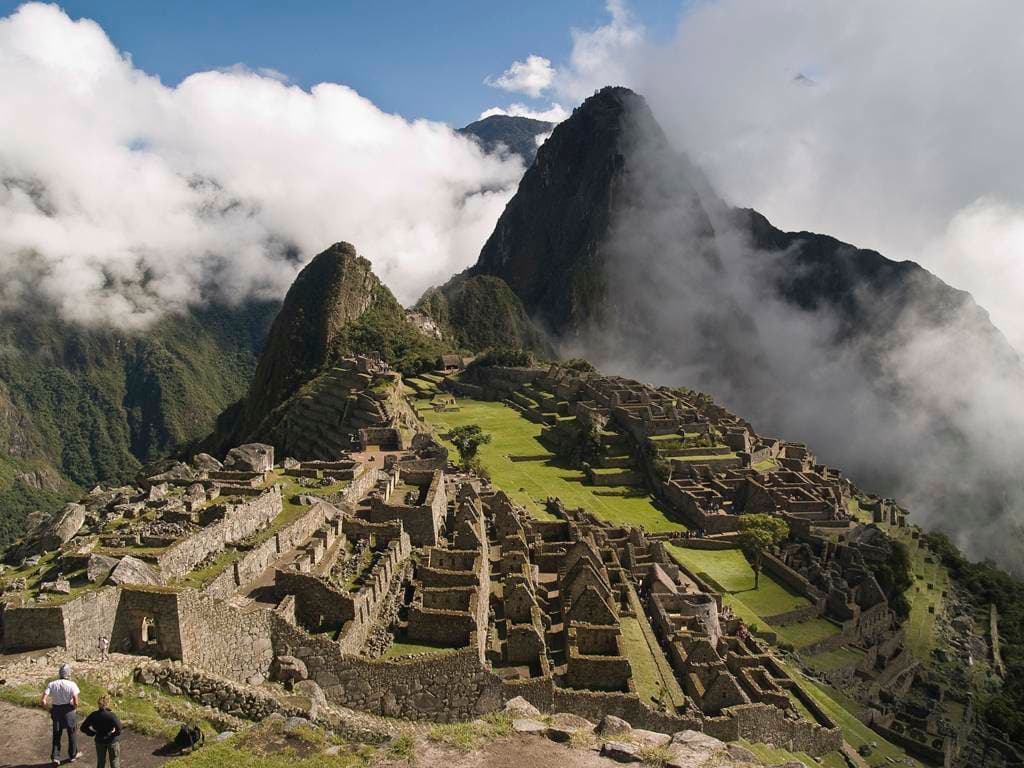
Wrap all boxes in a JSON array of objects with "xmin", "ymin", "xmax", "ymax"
[{"xmin": 174, "ymin": 722, "xmax": 204, "ymax": 753}]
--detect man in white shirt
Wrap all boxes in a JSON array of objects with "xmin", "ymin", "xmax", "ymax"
[{"xmin": 41, "ymin": 663, "xmax": 82, "ymax": 765}]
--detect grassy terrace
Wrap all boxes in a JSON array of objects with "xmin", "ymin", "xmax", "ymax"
[
  {"xmin": 886, "ymin": 524, "xmax": 948, "ymax": 661},
  {"xmin": 780, "ymin": 660, "xmax": 924, "ymax": 768},
  {"xmin": 666, "ymin": 544, "xmax": 841, "ymax": 649},
  {"xmin": 738, "ymin": 739, "xmax": 847, "ymax": 768},
  {"xmin": 420, "ymin": 398, "xmax": 685, "ymax": 531},
  {"xmin": 383, "ymin": 639, "xmax": 459, "ymax": 658}
]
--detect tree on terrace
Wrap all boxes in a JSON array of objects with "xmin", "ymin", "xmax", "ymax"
[
  {"xmin": 737, "ymin": 514, "xmax": 790, "ymax": 589},
  {"xmin": 448, "ymin": 424, "xmax": 491, "ymax": 469}
]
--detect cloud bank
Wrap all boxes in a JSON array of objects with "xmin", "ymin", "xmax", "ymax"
[
  {"xmin": 0, "ymin": 3, "xmax": 525, "ymax": 327},
  {"xmin": 493, "ymin": 0, "xmax": 1024, "ymax": 351}
]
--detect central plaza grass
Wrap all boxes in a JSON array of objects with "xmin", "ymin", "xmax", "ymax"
[{"xmin": 421, "ymin": 399, "xmax": 684, "ymax": 532}]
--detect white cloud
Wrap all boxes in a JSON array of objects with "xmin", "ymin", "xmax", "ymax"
[
  {"xmin": 556, "ymin": 0, "xmax": 644, "ymax": 101},
  {"xmin": 484, "ymin": 54, "xmax": 555, "ymax": 98},
  {"xmin": 0, "ymin": 3, "xmax": 525, "ymax": 327},
  {"xmin": 605, "ymin": 0, "xmax": 1024, "ymax": 354},
  {"xmin": 480, "ymin": 103, "xmax": 570, "ymax": 123}
]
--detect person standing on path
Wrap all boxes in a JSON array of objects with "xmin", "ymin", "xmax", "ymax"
[
  {"xmin": 81, "ymin": 696, "xmax": 123, "ymax": 768},
  {"xmin": 41, "ymin": 663, "xmax": 82, "ymax": 765},
  {"xmin": 97, "ymin": 636, "xmax": 110, "ymax": 662}
]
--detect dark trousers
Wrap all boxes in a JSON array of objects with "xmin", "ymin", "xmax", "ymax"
[
  {"xmin": 97, "ymin": 742, "xmax": 120, "ymax": 768},
  {"xmin": 50, "ymin": 704, "xmax": 78, "ymax": 761}
]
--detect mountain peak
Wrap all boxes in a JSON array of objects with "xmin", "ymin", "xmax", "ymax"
[{"xmin": 233, "ymin": 242, "xmax": 386, "ymax": 439}]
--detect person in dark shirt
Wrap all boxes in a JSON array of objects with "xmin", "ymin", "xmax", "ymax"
[{"xmin": 80, "ymin": 697, "xmax": 122, "ymax": 768}]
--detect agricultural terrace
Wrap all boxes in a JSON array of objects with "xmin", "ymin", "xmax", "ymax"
[{"xmin": 420, "ymin": 398, "xmax": 685, "ymax": 532}]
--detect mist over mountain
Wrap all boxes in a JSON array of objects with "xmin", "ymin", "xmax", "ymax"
[{"xmin": 450, "ymin": 86, "xmax": 1024, "ymax": 569}]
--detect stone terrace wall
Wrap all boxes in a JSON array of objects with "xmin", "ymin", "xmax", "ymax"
[
  {"xmin": 203, "ymin": 501, "xmax": 335, "ymax": 599},
  {"xmin": 2, "ymin": 587, "xmax": 122, "ymax": 655},
  {"xmin": 761, "ymin": 552, "xmax": 827, "ymax": 607},
  {"xmin": 155, "ymin": 487, "xmax": 283, "ymax": 580},
  {"xmin": 270, "ymin": 616, "xmax": 504, "ymax": 722},
  {"xmin": 178, "ymin": 590, "xmax": 275, "ymax": 684},
  {"xmin": 62, "ymin": 587, "xmax": 121, "ymax": 657},
  {"xmin": 1, "ymin": 602, "xmax": 67, "ymax": 651}
]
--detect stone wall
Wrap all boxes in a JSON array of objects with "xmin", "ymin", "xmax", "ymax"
[
  {"xmin": 111, "ymin": 588, "xmax": 183, "ymax": 659},
  {"xmin": 61, "ymin": 587, "xmax": 121, "ymax": 657},
  {"xmin": 178, "ymin": 590, "xmax": 275, "ymax": 684},
  {"xmin": 203, "ymin": 501, "xmax": 335, "ymax": 599},
  {"xmin": 155, "ymin": 487, "xmax": 283, "ymax": 580},
  {"xmin": 137, "ymin": 661, "xmax": 303, "ymax": 720},
  {"xmin": 1, "ymin": 602, "xmax": 67, "ymax": 651},
  {"xmin": 761, "ymin": 552, "xmax": 827, "ymax": 607},
  {"xmin": 270, "ymin": 616, "xmax": 504, "ymax": 722},
  {"xmin": 2, "ymin": 587, "xmax": 122, "ymax": 655}
]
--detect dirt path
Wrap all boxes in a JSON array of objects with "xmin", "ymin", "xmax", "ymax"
[{"xmin": 0, "ymin": 701, "xmax": 171, "ymax": 768}]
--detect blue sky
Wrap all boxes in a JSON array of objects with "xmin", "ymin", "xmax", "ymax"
[{"xmin": 0, "ymin": 0, "xmax": 683, "ymax": 125}]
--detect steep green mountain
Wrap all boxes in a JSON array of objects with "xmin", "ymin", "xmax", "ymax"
[
  {"xmin": 451, "ymin": 85, "xmax": 1024, "ymax": 569},
  {"xmin": 214, "ymin": 242, "xmax": 448, "ymax": 449},
  {"xmin": 458, "ymin": 114, "xmax": 554, "ymax": 166},
  {"xmin": 415, "ymin": 274, "xmax": 551, "ymax": 354},
  {"xmin": 0, "ymin": 300, "xmax": 277, "ymax": 547}
]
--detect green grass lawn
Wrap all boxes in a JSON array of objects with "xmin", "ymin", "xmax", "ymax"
[
  {"xmin": 383, "ymin": 640, "xmax": 459, "ymax": 658},
  {"xmin": 888, "ymin": 526, "xmax": 947, "ymax": 661},
  {"xmin": 666, "ymin": 544, "xmax": 841, "ymax": 649},
  {"xmin": 666, "ymin": 546, "xmax": 806, "ymax": 615},
  {"xmin": 804, "ymin": 646, "xmax": 865, "ymax": 673},
  {"xmin": 422, "ymin": 399, "xmax": 684, "ymax": 531}
]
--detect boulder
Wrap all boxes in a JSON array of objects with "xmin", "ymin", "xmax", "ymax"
[
  {"xmin": 727, "ymin": 745, "xmax": 758, "ymax": 762},
  {"xmin": 666, "ymin": 730, "xmax": 729, "ymax": 768},
  {"xmin": 597, "ymin": 714, "xmax": 632, "ymax": 736},
  {"xmin": 40, "ymin": 579, "xmax": 71, "ymax": 594},
  {"xmin": 503, "ymin": 696, "xmax": 542, "ymax": 719},
  {"xmin": 512, "ymin": 718, "xmax": 547, "ymax": 735},
  {"xmin": 293, "ymin": 679, "xmax": 327, "ymax": 719},
  {"xmin": 192, "ymin": 453, "xmax": 223, "ymax": 472},
  {"xmin": 601, "ymin": 741, "xmax": 642, "ymax": 763},
  {"xmin": 630, "ymin": 728, "xmax": 671, "ymax": 747},
  {"xmin": 86, "ymin": 554, "xmax": 119, "ymax": 584},
  {"xmin": 138, "ymin": 460, "xmax": 194, "ymax": 488},
  {"xmin": 225, "ymin": 443, "xmax": 274, "ymax": 472},
  {"xmin": 282, "ymin": 457, "xmax": 301, "ymax": 470},
  {"xmin": 546, "ymin": 712, "xmax": 594, "ymax": 743},
  {"xmin": 41, "ymin": 503, "xmax": 86, "ymax": 551},
  {"xmin": 271, "ymin": 655, "xmax": 308, "ymax": 684},
  {"xmin": 213, "ymin": 731, "xmax": 234, "ymax": 743},
  {"xmin": 106, "ymin": 556, "xmax": 163, "ymax": 586}
]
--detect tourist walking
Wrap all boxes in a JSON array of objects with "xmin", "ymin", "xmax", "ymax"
[
  {"xmin": 97, "ymin": 635, "xmax": 110, "ymax": 662},
  {"xmin": 41, "ymin": 663, "xmax": 82, "ymax": 765},
  {"xmin": 81, "ymin": 696, "xmax": 123, "ymax": 768}
]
